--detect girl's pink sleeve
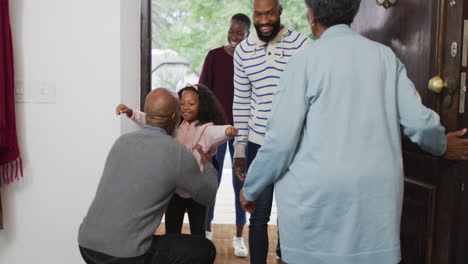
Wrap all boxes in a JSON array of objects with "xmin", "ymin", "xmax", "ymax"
[
  {"xmin": 203, "ymin": 125, "xmax": 232, "ymax": 151},
  {"xmin": 131, "ymin": 109, "xmax": 146, "ymax": 127}
]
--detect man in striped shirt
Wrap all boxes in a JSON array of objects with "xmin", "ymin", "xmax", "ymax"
[{"xmin": 232, "ymin": 0, "xmax": 310, "ymax": 263}]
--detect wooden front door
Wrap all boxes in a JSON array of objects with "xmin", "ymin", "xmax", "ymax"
[{"xmin": 351, "ymin": 0, "xmax": 468, "ymax": 263}]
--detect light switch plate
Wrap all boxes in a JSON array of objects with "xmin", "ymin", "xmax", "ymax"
[
  {"xmin": 32, "ymin": 81, "xmax": 56, "ymax": 104},
  {"xmin": 14, "ymin": 80, "xmax": 32, "ymax": 103}
]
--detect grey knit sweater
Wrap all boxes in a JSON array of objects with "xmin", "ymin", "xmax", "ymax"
[{"xmin": 78, "ymin": 127, "xmax": 218, "ymax": 257}]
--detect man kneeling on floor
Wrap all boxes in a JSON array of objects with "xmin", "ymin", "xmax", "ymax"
[{"xmin": 78, "ymin": 88, "xmax": 219, "ymax": 264}]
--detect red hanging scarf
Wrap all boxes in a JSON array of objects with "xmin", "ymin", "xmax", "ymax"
[{"xmin": 0, "ymin": 0, "xmax": 23, "ymax": 186}]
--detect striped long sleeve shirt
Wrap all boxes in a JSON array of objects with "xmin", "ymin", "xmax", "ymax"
[{"xmin": 233, "ymin": 25, "xmax": 310, "ymax": 158}]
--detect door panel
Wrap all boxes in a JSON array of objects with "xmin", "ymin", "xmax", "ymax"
[
  {"xmin": 352, "ymin": 0, "xmax": 467, "ymax": 263},
  {"xmin": 352, "ymin": 0, "xmax": 440, "ymax": 109},
  {"xmin": 400, "ymin": 179, "xmax": 436, "ymax": 264}
]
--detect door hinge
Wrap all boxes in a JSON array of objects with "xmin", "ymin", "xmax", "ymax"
[{"xmin": 462, "ymin": 183, "xmax": 465, "ymax": 192}]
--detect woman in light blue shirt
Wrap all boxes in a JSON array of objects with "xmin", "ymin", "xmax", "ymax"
[{"xmin": 240, "ymin": 0, "xmax": 468, "ymax": 263}]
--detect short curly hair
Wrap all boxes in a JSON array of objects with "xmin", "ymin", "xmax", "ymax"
[
  {"xmin": 231, "ymin": 13, "xmax": 251, "ymax": 28},
  {"xmin": 177, "ymin": 84, "xmax": 227, "ymax": 126},
  {"xmin": 305, "ymin": 0, "xmax": 361, "ymax": 28}
]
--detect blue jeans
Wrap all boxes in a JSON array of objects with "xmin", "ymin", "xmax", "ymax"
[
  {"xmin": 208, "ymin": 138, "xmax": 246, "ymax": 227},
  {"xmin": 79, "ymin": 234, "xmax": 216, "ymax": 264},
  {"xmin": 246, "ymin": 141, "xmax": 280, "ymax": 264}
]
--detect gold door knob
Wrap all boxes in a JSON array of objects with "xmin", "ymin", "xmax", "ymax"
[{"xmin": 428, "ymin": 76, "xmax": 447, "ymax": 94}]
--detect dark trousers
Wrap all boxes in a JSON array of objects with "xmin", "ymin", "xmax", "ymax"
[
  {"xmin": 79, "ymin": 234, "xmax": 216, "ymax": 264},
  {"xmin": 208, "ymin": 139, "xmax": 246, "ymax": 226},
  {"xmin": 165, "ymin": 194, "xmax": 207, "ymax": 236},
  {"xmin": 246, "ymin": 141, "xmax": 281, "ymax": 264}
]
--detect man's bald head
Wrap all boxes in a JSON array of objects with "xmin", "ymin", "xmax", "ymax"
[
  {"xmin": 143, "ymin": 88, "xmax": 180, "ymax": 134},
  {"xmin": 253, "ymin": 0, "xmax": 281, "ymax": 8}
]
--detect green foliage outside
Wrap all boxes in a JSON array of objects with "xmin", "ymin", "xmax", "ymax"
[{"xmin": 152, "ymin": 0, "xmax": 313, "ymax": 73}]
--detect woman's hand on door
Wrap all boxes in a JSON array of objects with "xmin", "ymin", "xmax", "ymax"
[{"xmin": 443, "ymin": 128, "xmax": 468, "ymax": 160}]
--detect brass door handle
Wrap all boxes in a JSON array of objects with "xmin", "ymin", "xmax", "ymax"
[
  {"xmin": 428, "ymin": 76, "xmax": 448, "ymax": 94},
  {"xmin": 376, "ymin": 0, "xmax": 398, "ymax": 9}
]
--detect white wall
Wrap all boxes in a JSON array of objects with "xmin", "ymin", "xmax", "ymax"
[
  {"xmin": 0, "ymin": 0, "xmax": 140, "ymax": 263},
  {"xmin": 120, "ymin": 0, "xmax": 142, "ymax": 134}
]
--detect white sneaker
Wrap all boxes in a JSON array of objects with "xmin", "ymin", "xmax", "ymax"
[
  {"xmin": 232, "ymin": 236, "xmax": 248, "ymax": 258},
  {"xmin": 205, "ymin": 231, "xmax": 213, "ymax": 241}
]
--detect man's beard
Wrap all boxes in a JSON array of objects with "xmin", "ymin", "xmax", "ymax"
[{"xmin": 254, "ymin": 18, "xmax": 281, "ymax": 43}]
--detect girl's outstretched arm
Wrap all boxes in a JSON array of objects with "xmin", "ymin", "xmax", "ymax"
[
  {"xmin": 115, "ymin": 104, "xmax": 146, "ymax": 127},
  {"xmin": 203, "ymin": 125, "xmax": 234, "ymax": 152}
]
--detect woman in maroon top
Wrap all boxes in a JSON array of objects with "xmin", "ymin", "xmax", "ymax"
[{"xmin": 198, "ymin": 13, "xmax": 251, "ymax": 258}]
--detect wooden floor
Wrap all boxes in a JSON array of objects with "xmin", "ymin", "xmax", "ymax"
[{"xmin": 156, "ymin": 223, "xmax": 279, "ymax": 264}]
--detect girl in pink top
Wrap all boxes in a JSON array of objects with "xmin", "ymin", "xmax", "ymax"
[{"xmin": 116, "ymin": 84, "xmax": 237, "ymax": 237}]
